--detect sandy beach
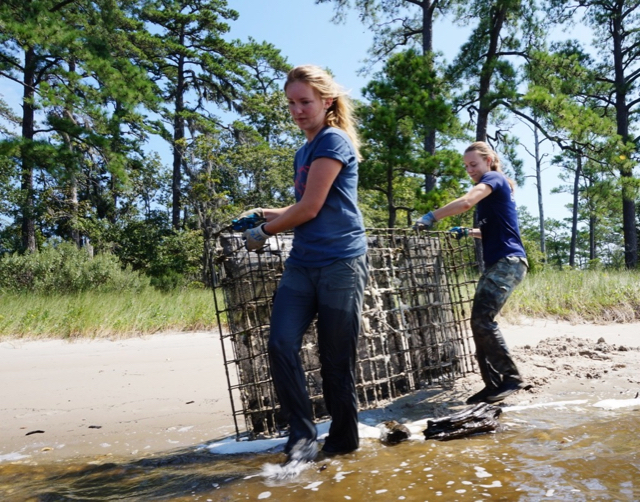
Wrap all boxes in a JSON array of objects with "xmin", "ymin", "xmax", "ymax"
[
  {"xmin": 2, "ymin": 318, "xmax": 639, "ymax": 464},
  {"xmin": 1, "ymin": 331, "xmax": 236, "ymax": 463}
]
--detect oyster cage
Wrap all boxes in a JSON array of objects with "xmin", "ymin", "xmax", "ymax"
[{"xmin": 211, "ymin": 228, "xmax": 480, "ymax": 440}]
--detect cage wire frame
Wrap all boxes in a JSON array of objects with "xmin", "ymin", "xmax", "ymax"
[{"xmin": 211, "ymin": 228, "xmax": 480, "ymax": 440}]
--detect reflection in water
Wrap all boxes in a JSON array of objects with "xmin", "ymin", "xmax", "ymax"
[{"xmin": 1, "ymin": 406, "xmax": 638, "ymax": 501}]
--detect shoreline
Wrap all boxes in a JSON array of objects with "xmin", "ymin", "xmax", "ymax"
[{"xmin": 2, "ymin": 317, "xmax": 640, "ymax": 465}]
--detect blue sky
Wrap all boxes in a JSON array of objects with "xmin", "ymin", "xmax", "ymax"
[
  {"xmin": 227, "ymin": 0, "xmax": 576, "ymax": 223},
  {"xmin": 227, "ymin": 0, "xmax": 470, "ymax": 99}
]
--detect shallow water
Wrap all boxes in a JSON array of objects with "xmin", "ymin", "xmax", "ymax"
[{"xmin": 1, "ymin": 403, "xmax": 638, "ymax": 501}]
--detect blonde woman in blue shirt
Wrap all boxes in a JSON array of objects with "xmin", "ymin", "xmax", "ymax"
[{"xmin": 239, "ymin": 65, "xmax": 368, "ymax": 463}]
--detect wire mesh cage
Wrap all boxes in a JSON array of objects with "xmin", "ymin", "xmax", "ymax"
[{"xmin": 211, "ymin": 228, "xmax": 480, "ymax": 440}]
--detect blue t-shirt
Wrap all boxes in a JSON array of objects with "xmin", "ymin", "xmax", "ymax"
[
  {"xmin": 476, "ymin": 171, "xmax": 526, "ymax": 268},
  {"xmin": 286, "ymin": 127, "xmax": 367, "ymax": 267}
]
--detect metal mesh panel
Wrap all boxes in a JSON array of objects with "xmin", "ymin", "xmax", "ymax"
[{"xmin": 211, "ymin": 228, "xmax": 479, "ymax": 440}]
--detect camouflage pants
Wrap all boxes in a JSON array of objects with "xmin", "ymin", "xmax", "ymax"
[{"xmin": 471, "ymin": 256, "xmax": 528, "ymax": 389}]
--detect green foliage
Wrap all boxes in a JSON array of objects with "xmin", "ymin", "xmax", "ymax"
[
  {"xmin": 140, "ymin": 0, "xmax": 251, "ymax": 228},
  {"xmin": 214, "ymin": 124, "xmax": 296, "ymax": 213},
  {"xmin": 102, "ymin": 212, "xmax": 205, "ymax": 290},
  {"xmin": 358, "ymin": 49, "xmax": 466, "ymax": 227},
  {"xmin": 148, "ymin": 229, "xmax": 205, "ymax": 290},
  {"xmin": 520, "ymin": 237, "xmax": 545, "ymax": 274},
  {"xmin": 448, "ymin": 0, "xmax": 542, "ymax": 137},
  {"xmin": 101, "ymin": 211, "xmax": 170, "ymax": 273},
  {"xmin": 219, "ymin": 43, "xmax": 296, "ymax": 213},
  {"xmin": 538, "ymin": 1, "xmax": 640, "ymax": 268},
  {"xmin": 1, "ymin": 0, "xmax": 640, "ymax": 277},
  {"xmin": 0, "ymin": 242, "xmax": 148, "ymax": 295},
  {"xmin": 542, "ymin": 218, "xmax": 571, "ymax": 267},
  {"xmin": 0, "ymin": 0, "xmax": 160, "ymax": 252}
]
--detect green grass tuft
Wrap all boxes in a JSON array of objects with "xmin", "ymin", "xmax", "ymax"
[
  {"xmin": 503, "ymin": 269, "xmax": 640, "ymax": 323},
  {"xmin": 0, "ymin": 288, "xmax": 224, "ymax": 340}
]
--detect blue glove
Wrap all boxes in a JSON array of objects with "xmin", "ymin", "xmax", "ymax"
[
  {"xmin": 231, "ymin": 208, "xmax": 265, "ymax": 232},
  {"xmin": 449, "ymin": 226, "xmax": 469, "ymax": 240},
  {"xmin": 413, "ymin": 211, "xmax": 437, "ymax": 230},
  {"xmin": 232, "ymin": 214, "xmax": 265, "ymax": 232},
  {"xmin": 243, "ymin": 223, "xmax": 273, "ymax": 251}
]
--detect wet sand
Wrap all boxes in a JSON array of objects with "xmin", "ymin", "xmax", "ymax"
[
  {"xmin": 2, "ymin": 318, "xmax": 639, "ymax": 464},
  {"xmin": 1, "ymin": 331, "xmax": 236, "ymax": 463}
]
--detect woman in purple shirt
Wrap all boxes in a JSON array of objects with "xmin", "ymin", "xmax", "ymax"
[{"xmin": 415, "ymin": 141, "xmax": 529, "ymax": 405}]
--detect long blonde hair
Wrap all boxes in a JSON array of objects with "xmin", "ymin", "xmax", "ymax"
[
  {"xmin": 464, "ymin": 141, "xmax": 515, "ymax": 191},
  {"xmin": 285, "ymin": 65, "xmax": 361, "ymax": 160}
]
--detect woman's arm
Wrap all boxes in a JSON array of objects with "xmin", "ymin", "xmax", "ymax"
[
  {"xmin": 432, "ymin": 183, "xmax": 492, "ymax": 221},
  {"xmin": 468, "ymin": 228, "xmax": 482, "ymax": 239},
  {"xmin": 264, "ymin": 157, "xmax": 342, "ymax": 235},
  {"xmin": 263, "ymin": 206, "xmax": 291, "ymax": 220}
]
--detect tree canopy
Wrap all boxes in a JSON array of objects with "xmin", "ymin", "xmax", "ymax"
[{"xmin": 2, "ymin": 0, "xmax": 640, "ymax": 281}]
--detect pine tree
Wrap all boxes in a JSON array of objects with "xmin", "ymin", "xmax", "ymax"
[
  {"xmin": 138, "ymin": 0, "xmax": 248, "ymax": 229},
  {"xmin": 358, "ymin": 49, "xmax": 464, "ymax": 227},
  {"xmin": 0, "ymin": 0, "xmax": 157, "ymax": 252},
  {"xmin": 548, "ymin": 0, "xmax": 640, "ymax": 268}
]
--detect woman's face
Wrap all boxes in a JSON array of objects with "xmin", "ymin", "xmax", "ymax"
[
  {"xmin": 463, "ymin": 150, "xmax": 492, "ymax": 183},
  {"xmin": 286, "ymin": 80, "xmax": 332, "ymax": 139}
]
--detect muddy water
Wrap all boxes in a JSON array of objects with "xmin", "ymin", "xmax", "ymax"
[{"xmin": 1, "ymin": 404, "xmax": 638, "ymax": 501}]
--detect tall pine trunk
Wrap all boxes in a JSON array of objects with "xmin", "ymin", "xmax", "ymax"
[
  {"xmin": 476, "ymin": 5, "xmax": 507, "ymax": 140},
  {"xmin": 172, "ymin": 32, "xmax": 186, "ymax": 230},
  {"xmin": 386, "ymin": 164, "xmax": 396, "ymax": 228},
  {"xmin": 20, "ymin": 46, "xmax": 37, "ymax": 253},
  {"xmin": 65, "ymin": 59, "xmax": 81, "ymax": 248},
  {"xmin": 569, "ymin": 153, "xmax": 582, "ymax": 268},
  {"xmin": 612, "ymin": 11, "xmax": 638, "ymax": 268},
  {"xmin": 533, "ymin": 126, "xmax": 545, "ymax": 257}
]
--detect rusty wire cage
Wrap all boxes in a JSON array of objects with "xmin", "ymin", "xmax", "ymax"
[{"xmin": 211, "ymin": 228, "xmax": 480, "ymax": 440}]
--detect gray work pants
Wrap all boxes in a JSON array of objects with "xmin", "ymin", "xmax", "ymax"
[{"xmin": 268, "ymin": 254, "xmax": 368, "ymax": 453}]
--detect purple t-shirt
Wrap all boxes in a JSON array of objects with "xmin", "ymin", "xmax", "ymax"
[
  {"xmin": 476, "ymin": 171, "xmax": 526, "ymax": 267},
  {"xmin": 287, "ymin": 127, "xmax": 367, "ymax": 267}
]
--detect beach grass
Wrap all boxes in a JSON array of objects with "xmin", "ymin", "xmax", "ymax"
[
  {"xmin": 0, "ymin": 287, "xmax": 225, "ymax": 340},
  {"xmin": 2, "ymin": 269, "xmax": 639, "ymax": 340},
  {"xmin": 502, "ymin": 269, "xmax": 640, "ymax": 323}
]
